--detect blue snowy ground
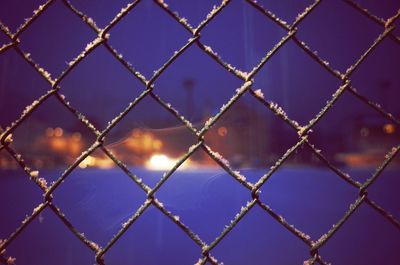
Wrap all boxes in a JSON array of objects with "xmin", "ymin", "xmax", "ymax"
[{"xmin": 1, "ymin": 167, "xmax": 400, "ymax": 265}]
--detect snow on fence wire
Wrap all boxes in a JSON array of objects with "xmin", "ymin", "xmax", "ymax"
[{"xmin": 0, "ymin": 0, "xmax": 399, "ymax": 264}]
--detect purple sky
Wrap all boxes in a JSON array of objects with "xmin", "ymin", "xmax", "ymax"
[{"xmin": 1, "ymin": 0, "xmax": 399, "ymax": 132}]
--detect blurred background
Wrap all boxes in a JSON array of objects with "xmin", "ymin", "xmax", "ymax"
[
  {"xmin": 0, "ymin": 0, "xmax": 400, "ymax": 264},
  {"xmin": 0, "ymin": 0, "xmax": 399, "ymax": 172}
]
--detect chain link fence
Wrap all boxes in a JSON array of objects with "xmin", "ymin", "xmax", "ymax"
[{"xmin": 0, "ymin": 0, "xmax": 399, "ymax": 264}]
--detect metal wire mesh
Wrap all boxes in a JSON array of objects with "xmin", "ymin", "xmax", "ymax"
[{"xmin": 0, "ymin": 0, "xmax": 399, "ymax": 264}]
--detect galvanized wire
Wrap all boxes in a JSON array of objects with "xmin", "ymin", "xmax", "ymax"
[{"xmin": 0, "ymin": 0, "xmax": 399, "ymax": 264}]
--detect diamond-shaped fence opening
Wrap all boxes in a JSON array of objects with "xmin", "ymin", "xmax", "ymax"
[
  {"xmin": 0, "ymin": 1, "xmax": 399, "ymax": 265},
  {"xmin": 16, "ymin": 0, "xmax": 97, "ymax": 77},
  {"xmin": 0, "ymin": 47, "xmax": 49, "ymax": 127},
  {"xmin": 252, "ymin": 39, "xmax": 343, "ymax": 125},
  {"xmin": 152, "ymin": 44, "xmax": 245, "ymax": 123},
  {"xmin": 58, "ymin": 45, "xmax": 146, "ymax": 129},
  {"xmin": 199, "ymin": 0, "xmax": 289, "ymax": 72},
  {"xmin": 349, "ymin": 37, "xmax": 400, "ymax": 113},
  {"xmin": 109, "ymin": 0, "xmax": 192, "ymax": 78},
  {"xmin": 295, "ymin": 0, "xmax": 385, "ymax": 72}
]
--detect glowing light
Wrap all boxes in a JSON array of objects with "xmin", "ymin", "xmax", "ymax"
[
  {"xmin": 50, "ymin": 138, "xmax": 66, "ymax": 151},
  {"xmin": 145, "ymin": 154, "xmax": 179, "ymax": 171},
  {"xmin": 79, "ymin": 155, "xmax": 96, "ymax": 168},
  {"xmin": 54, "ymin": 127, "xmax": 63, "ymax": 137},
  {"xmin": 126, "ymin": 130, "xmax": 163, "ymax": 153},
  {"xmin": 383, "ymin": 123, "xmax": 395, "ymax": 134},
  {"xmin": 72, "ymin": 132, "xmax": 82, "ymax": 141},
  {"xmin": 46, "ymin": 128, "xmax": 54, "ymax": 137},
  {"xmin": 69, "ymin": 140, "xmax": 82, "ymax": 156},
  {"xmin": 218, "ymin": 126, "xmax": 228, "ymax": 137},
  {"xmin": 132, "ymin": 129, "xmax": 142, "ymax": 137},
  {"xmin": 152, "ymin": 139, "xmax": 163, "ymax": 150},
  {"xmin": 78, "ymin": 155, "xmax": 114, "ymax": 169},
  {"xmin": 95, "ymin": 158, "xmax": 114, "ymax": 169}
]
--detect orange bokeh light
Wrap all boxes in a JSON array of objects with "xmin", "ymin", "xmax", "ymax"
[
  {"xmin": 218, "ymin": 126, "xmax": 228, "ymax": 137},
  {"xmin": 383, "ymin": 124, "xmax": 395, "ymax": 134}
]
